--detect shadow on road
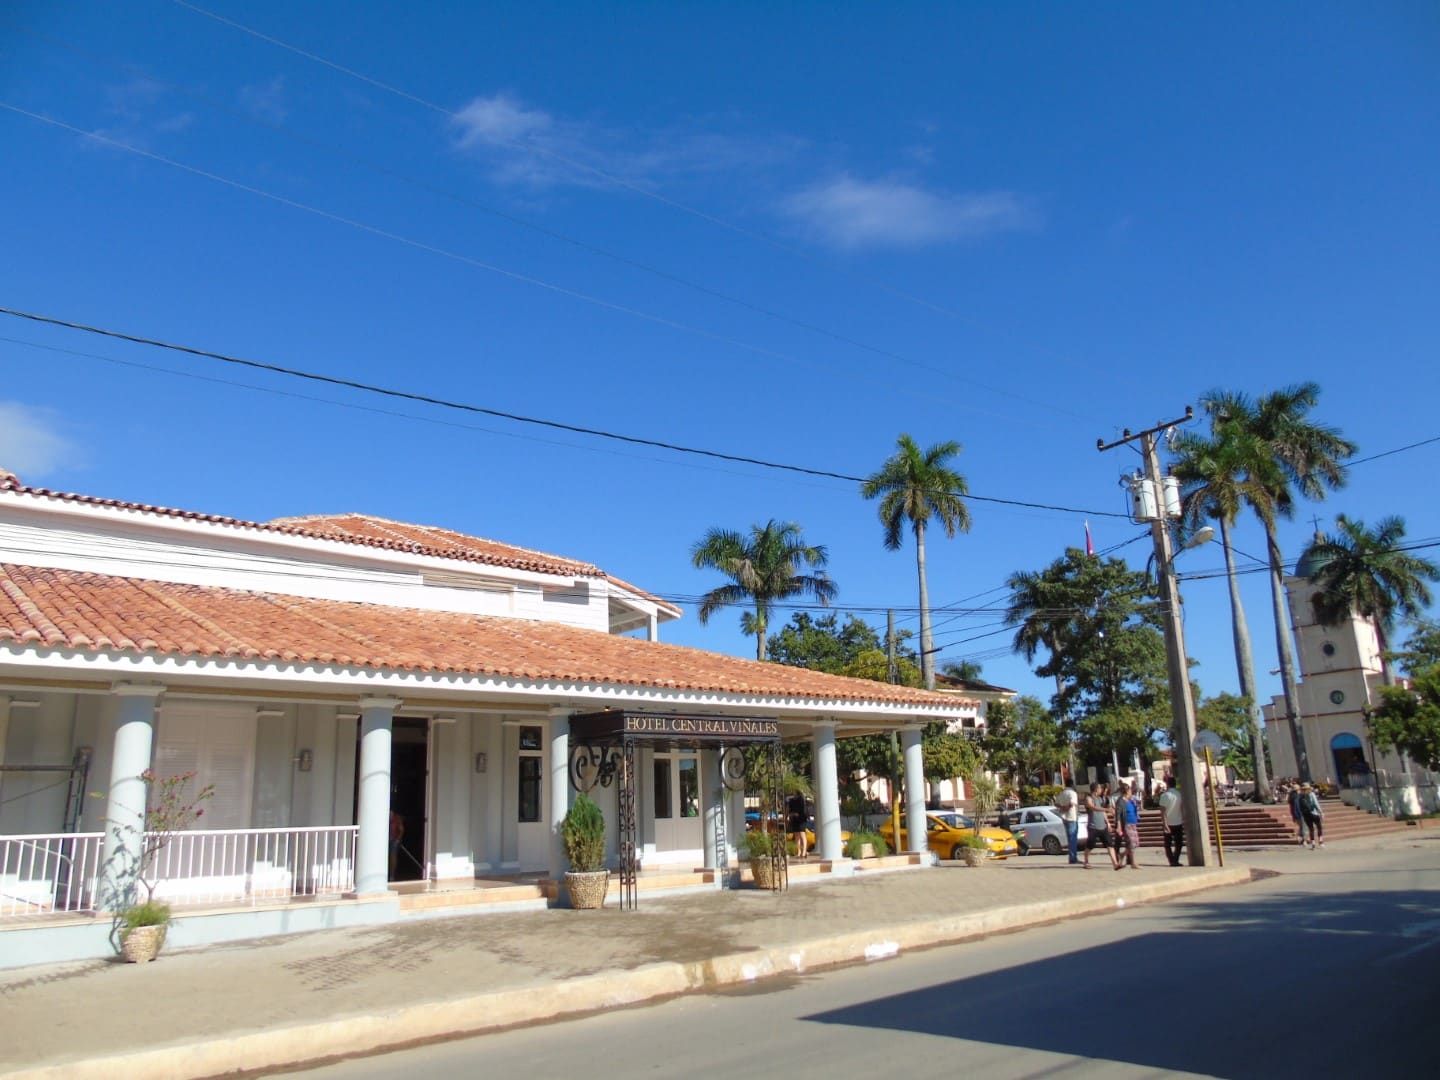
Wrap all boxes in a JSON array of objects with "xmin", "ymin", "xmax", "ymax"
[{"xmin": 804, "ymin": 886, "xmax": 1439, "ymax": 1078}]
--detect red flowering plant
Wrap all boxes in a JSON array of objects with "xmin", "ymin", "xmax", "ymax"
[{"xmin": 135, "ymin": 769, "xmax": 214, "ymax": 902}]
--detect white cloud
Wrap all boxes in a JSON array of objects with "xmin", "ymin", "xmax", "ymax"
[
  {"xmin": 782, "ymin": 175, "xmax": 1034, "ymax": 250},
  {"xmin": 453, "ymin": 93, "xmax": 553, "ymax": 147},
  {"xmin": 0, "ymin": 402, "xmax": 79, "ymax": 478},
  {"xmin": 450, "ymin": 92, "xmax": 803, "ymax": 190}
]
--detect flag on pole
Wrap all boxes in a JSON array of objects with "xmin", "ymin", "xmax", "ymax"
[{"xmin": 1084, "ymin": 520, "xmax": 1095, "ymax": 557}]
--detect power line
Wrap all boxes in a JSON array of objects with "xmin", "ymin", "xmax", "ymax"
[
  {"xmin": 0, "ymin": 305, "xmax": 1131, "ymax": 518},
  {"xmin": 5, "ymin": 25, "xmax": 1093, "ymax": 423},
  {"xmin": 167, "ymin": 0, "xmax": 1126, "ymax": 394}
]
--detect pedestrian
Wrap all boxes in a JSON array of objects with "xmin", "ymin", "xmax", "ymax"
[
  {"xmin": 1114, "ymin": 780, "xmax": 1141, "ymax": 870},
  {"xmin": 1299, "ymin": 783, "xmax": 1325, "ymax": 848},
  {"xmin": 1287, "ymin": 783, "xmax": 1304, "ymax": 845},
  {"xmin": 1083, "ymin": 782, "xmax": 1120, "ymax": 870},
  {"xmin": 787, "ymin": 790, "xmax": 809, "ymax": 858},
  {"xmin": 1157, "ymin": 780, "xmax": 1185, "ymax": 866},
  {"xmin": 1054, "ymin": 782, "xmax": 1080, "ymax": 864}
]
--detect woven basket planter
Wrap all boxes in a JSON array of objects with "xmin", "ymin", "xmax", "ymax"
[
  {"xmin": 960, "ymin": 846, "xmax": 987, "ymax": 868},
  {"xmin": 750, "ymin": 857, "xmax": 780, "ymax": 890},
  {"xmin": 121, "ymin": 924, "xmax": 165, "ymax": 963},
  {"xmin": 565, "ymin": 870, "xmax": 609, "ymax": 909}
]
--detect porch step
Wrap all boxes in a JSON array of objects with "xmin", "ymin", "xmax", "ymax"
[
  {"xmin": 1135, "ymin": 800, "xmax": 1416, "ymax": 847},
  {"xmin": 396, "ymin": 880, "xmax": 548, "ymax": 912}
]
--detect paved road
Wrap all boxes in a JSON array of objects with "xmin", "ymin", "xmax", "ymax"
[{"xmin": 286, "ymin": 840, "xmax": 1439, "ymax": 1079}]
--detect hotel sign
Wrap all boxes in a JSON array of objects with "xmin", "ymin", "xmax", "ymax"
[
  {"xmin": 569, "ymin": 711, "xmax": 780, "ymax": 742},
  {"xmin": 621, "ymin": 715, "xmax": 779, "ymax": 739}
]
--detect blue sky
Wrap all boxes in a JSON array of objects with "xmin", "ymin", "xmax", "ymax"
[{"xmin": 2, "ymin": 2, "xmax": 1437, "ymax": 709}]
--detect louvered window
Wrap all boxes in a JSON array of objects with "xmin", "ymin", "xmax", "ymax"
[{"xmin": 153, "ymin": 704, "xmax": 256, "ymax": 830}]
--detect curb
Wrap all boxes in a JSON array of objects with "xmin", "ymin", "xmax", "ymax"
[{"xmin": 3, "ymin": 866, "xmax": 1253, "ymax": 1080}]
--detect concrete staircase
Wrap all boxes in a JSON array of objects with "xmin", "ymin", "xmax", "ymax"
[{"xmin": 1136, "ymin": 797, "xmax": 1418, "ymax": 847}]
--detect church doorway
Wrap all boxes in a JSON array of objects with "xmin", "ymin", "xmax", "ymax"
[{"xmin": 1331, "ymin": 732, "xmax": 1367, "ymax": 787}]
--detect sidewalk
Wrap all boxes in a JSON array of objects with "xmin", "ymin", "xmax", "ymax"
[{"xmin": 0, "ymin": 854, "xmax": 1258, "ymax": 1080}]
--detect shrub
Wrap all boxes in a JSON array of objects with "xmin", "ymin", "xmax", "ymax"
[
  {"xmin": 959, "ymin": 832, "xmax": 990, "ymax": 851},
  {"xmin": 1021, "ymin": 784, "xmax": 1062, "ymax": 808},
  {"xmin": 119, "ymin": 898, "xmax": 172, "ymax": 943},
  {"xmin": 844, "ymin": 830, "xmax": 889, "ymax": 859},
  {"xmin": 743, "ymin": 828, "xmax": 781, "ymax": 860},
  {"xmin": 561, "ymin": 793, "xmax": 607, "ymax": 873}
]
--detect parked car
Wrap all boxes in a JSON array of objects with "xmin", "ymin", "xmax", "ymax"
[
  {"xmin": 877, "ymin": 811, "xmax": 1019, "ymax": 861},
  {"xmin": 1006, "ymin": 805, "xmax": 1087, "ymax": 856}
]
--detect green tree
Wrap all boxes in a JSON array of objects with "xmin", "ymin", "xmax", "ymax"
[
  {"xmin": 940, "ymin": 659, "xmax": 985, "ymax": 682},
  {"xmin": 1301, "ymin": 514, "xmax": 1439, "ymax": 684},
  {"xmin": 767, "ymin": 612, "xmax": 899, "ymax": 673},
  {"xmin": 1005, "ymin": 548, "xmax": 1103, "ymax": 712},
  {"xmin": 1393, "ymin": 616, "xmax": 1440, "ymax": 677},
  {"xmin": 922, "ymin": 722, "xmax": 982, "ymax": 791},
  {"xmin": 1201, "ymin": 383, "xmax": 1356, "ymax": 781},
  {"xmin": 861, "ymin": 435, "xmax": 972, "ymax": 689},
  {"xmin": 980, "ymin": 696, "xmax": 1068, "ymax": 788},
  {"xmin": 1369, "ymin": 667, "xmax": 1440, "ymax": 773},
  {"xmin": 1172, "ymin": 420, "xmax": 1283, "ymax": 801},
  {"xmin": 1196, "ymin": 691, "xmax": 1263, "ymax": 780},
  {"xmin": 691, "ymin": 519, "xmax": 837, "ymax": 661}
]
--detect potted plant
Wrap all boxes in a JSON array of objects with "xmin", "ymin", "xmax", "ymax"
[
  {"xmin": 958, "ymin": 832, "xmax": 990, "ymax": 867},
  {"xmin": 109, "ymin": 769, "xmax": 212, "ymax": 962},
  {"xmin": 844, "ymin": 829, "xmax": 889, "ymax": 860},
  {"xmin": 743, "ymin": 828, "xmax": 783, "ymax": 889},
  {"xmin": 561, "ymin": 793, "xmax": 609, "ymax": 909},
  {"xmin": 118, "ymin": 898, "xmax": 172, "ymax": 963}
]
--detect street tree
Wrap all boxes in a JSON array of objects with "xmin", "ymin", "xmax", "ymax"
[
  {"xmin": 1369, "ymin": 666, "xmax": 1440, "ymax": 773},
  {"xmin": 1172, "ymin": 420, "xmax": 1283, "ymax": 801},
  {"xmin": 1005, "ymin": 547, "xmax": 1103, "ymax": 712},
  {"xmin": 1201, "ymin": 383, "xmax": 1356, "ymax": 781},
  {"xmin": 691, "ymin": 520, "xmax": 837, "ymax": 661},
  {"xmin": 1392, "ymin": 616, "xmax": 1440, "ymax": 677},
  {"xmin": 980, "ymin": 696, "xmax": 1068, "ymax": 790},
  {"xmin": 1301, "ymin": 514, "xmax": 1439, "ymax": 684},
  {"xmin": 861, "ymin": 434, "xmax": 971, "ymax": 689}
]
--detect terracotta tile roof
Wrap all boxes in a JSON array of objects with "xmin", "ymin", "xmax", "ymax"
[
  {"xmin": 0, "ymin": 474, "xmax": 677, "ymax": 613},
  {"xmin": 0, "ymin": 565, "xmax": 970, "ymax": 708}
]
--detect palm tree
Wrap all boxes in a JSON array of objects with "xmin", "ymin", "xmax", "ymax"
[
  {"xmin": 1301, "ymin": 514, "xmax": 1439, "ymax": 684},
  {"xmin": 1171, "ymin": 423, "xmax": 1282, "ymax": 802},
  {"xmin": 691, "ymin": 520, "xmax": 837, "ymax": 661},
  {"xmin": 1203, "ymin": 383, "xmax": 1356, "ymax": 781},
  {"xmin": 861, "ymin": 435, "xmax": 971, "ymax": 689},
  {"xmin": 1004, "ymin": 553, "xmax": 1090, "ymax": 707}
]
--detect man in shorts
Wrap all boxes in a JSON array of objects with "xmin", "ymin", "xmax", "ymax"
[{"xmin": 1083, "ymin": 781, "xmax": 1120, "ymax": 870}]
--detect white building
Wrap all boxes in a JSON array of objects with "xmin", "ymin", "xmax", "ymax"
[
  {"xmin": 0, "ymin": 469, "xmax": 971, "ymax": 967},
  {"xmin": 1262, "ymin": 541, "xmax": 1435, "ymax": 813}
]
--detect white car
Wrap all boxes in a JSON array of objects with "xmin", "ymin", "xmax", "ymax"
[{"xmin": 1005, "ymin": 805, "xmax": 1087, "ymax": 856}]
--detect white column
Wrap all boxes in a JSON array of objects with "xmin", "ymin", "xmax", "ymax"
[
  {"xmin": 354, "ymin": 696, "xmax": 401, "ymax": 896},
  {"xmin": 482, "ymin": 721, "xmax": 504, "ymax": 870},
  {"xmin": 548, "ymin": 707, "xmax": 571, "ymax": 878},
  {"xmin": 902, "ymin": 727, "xmax": 927, "ymax": 855},
  {"xmin": 647, "ymin": 613, "xmax": 659, "ymax": 641},
  {"xmin": 813, "ymin": 723, "xmax": 843, "ymax": 861},
  {"xmin": 99, "ymin": 683, "xmax": 163, "ymax": 911},
  {"xmin": 702, "ymin": 748, "xmax": 723, "ymax": 870}
]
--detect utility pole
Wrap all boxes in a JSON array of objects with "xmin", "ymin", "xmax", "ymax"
[
  {"xmin": 887, "ymin": 611, "xmax": 902, "ymax": 847},
  {"xmin": 1099, "ymin": 409, "xmax": 1214, "ymax": 866}
]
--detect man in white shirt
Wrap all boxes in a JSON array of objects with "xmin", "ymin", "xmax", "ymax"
[
  {"xmin": 1054, "ymin": 783, "xmax": 1080, "ymax": 864},
  {"xmin": 1158, "ymin": 779, "xmax": 1184, "ymax": 866}
]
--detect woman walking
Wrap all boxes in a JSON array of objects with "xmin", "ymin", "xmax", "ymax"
[{"xmin": 1299, "ymin": 783, "xmax": 1325, "ymax": 848}]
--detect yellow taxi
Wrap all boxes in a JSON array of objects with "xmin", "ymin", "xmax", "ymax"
[{"xmin": 877, "ymin": 810, "xmax": 1019, "ymax": 861}]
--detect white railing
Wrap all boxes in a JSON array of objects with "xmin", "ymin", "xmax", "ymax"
[
  {"xmin": 0, "ymin": 832, "xmax": 104, "ymax": 917},
  {"xmin": 148, "ymin": 826, "xmax": 358, "ymax": 906},
  {"xmin": 0, "ymin": 825, "xmax": 358, "ymax": 918}
]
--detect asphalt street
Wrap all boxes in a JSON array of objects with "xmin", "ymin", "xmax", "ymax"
[{"xmin": 283, "ymin": 839, "xmax": 1440, "ymax": 1079}]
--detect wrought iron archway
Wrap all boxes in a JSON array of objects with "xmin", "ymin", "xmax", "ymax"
[{"xmin": 568, "ymin": 712, "xmax": 786, "ymax": 909}]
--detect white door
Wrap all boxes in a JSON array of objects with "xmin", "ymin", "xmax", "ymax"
[
  {"xmin": 514, "ymin": 722, "xmax": 548, "ymax": 869},
  {"xmin": 651, "ymin": 751, "xmax": 703, "ymax": 864}
]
